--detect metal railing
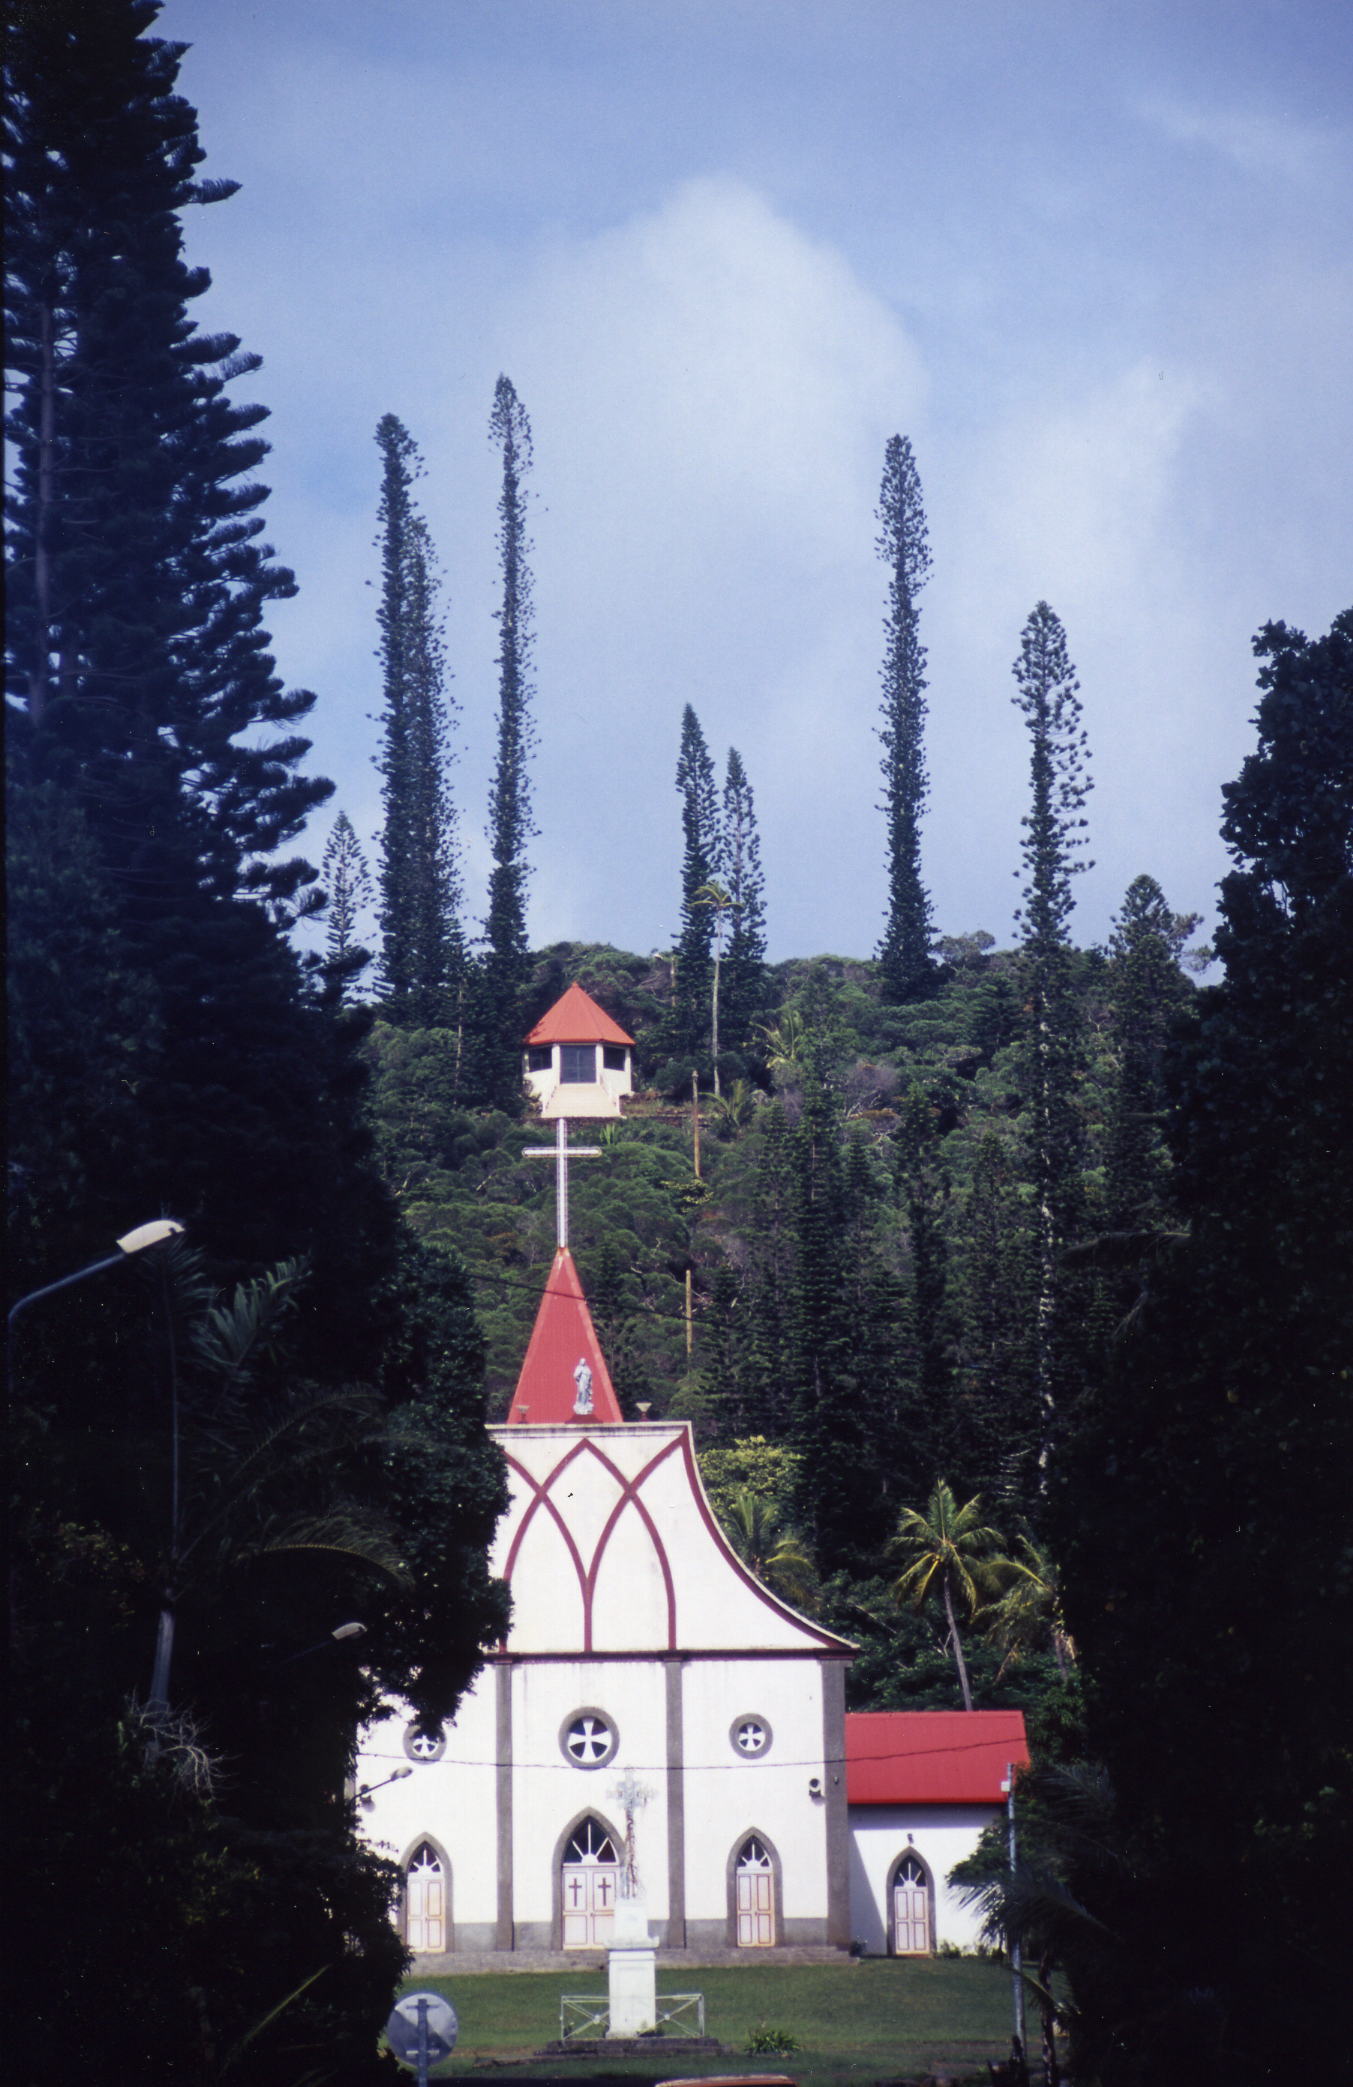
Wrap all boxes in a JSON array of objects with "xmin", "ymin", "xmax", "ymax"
[{"xmin": 560, "ymin": 1991, "xmax": 706, "ymax": 2041}]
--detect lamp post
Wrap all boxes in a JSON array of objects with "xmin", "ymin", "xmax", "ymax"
[
  {"xmin": 274, "ymin": 1621, "xmax": 368, "ymax": 1667},
  {"xmin": 1003, "ymin": 1764, "xmax": 1028, "ymax": 2067},
  {"xmin": 7, "ymin": 1218, "xmax": 185, "ymax": 1385},
  {"xmin": 7, "ymin": 1219, "xmax": 186, "ymax": 1705}
]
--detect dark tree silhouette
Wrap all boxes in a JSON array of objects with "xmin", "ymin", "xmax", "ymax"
[{"xmin": 876, "ymin": 435, "xmax": 937, "ymax": 1001}]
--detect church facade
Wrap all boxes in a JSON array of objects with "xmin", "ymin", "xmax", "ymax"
[{"xmin": 354, "ymin": 987, "xmax": 1026, "ymax": 1962}]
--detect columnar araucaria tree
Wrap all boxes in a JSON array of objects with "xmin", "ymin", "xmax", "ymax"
[
  {"xmin": 876, "ymin": 435, "xmax": 937, "ymax": 1001},
  {"xmin": 1011, "ymin": 602, "xmax": 1093, "ymax": 1447},
  {"xmin": 482, "ymin": 375, "xmax": 538, "ymax": 1104}
]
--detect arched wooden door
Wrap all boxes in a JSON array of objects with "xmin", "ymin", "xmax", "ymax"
[
  {"xmin": 406, "ymin": 1842, "xmax": 447, "ymax": 1951},
  {"xmin": 891, "ymin": 1850, "xmax": 932, "ymax": 1954},
  {"xmin": 735, "ymin": 1836, "xmax": 776, "ymax": 1947},
  {"xmin": 561, "ymin": 1816, "xmax": 619, "ymax": 1946}
]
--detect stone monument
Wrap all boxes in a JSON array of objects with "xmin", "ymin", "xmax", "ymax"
[{"xmin": 606, "ymin": 1770, "xmax": 657, "ymax": 2036}]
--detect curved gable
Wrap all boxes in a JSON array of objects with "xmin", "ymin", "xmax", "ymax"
[{"xmin": 491, "ymin": 1421, "xmax": 853, "ymax": 1657}]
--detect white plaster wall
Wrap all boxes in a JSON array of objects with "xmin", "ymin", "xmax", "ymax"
[
  {"xmin": 680, "ymin": 1657, "xmax": 830, "ymax": 1924},
  {"xmin": 354, "ymin": 1681, "xmax": 500, "ymax": 1934},
  {"xmin": 510, "ymin": 1657, "xmax": 671, "ymax": 1928},
  {"xmin": 847, "ymin": 1804, "xmax": 1000, "ymax": 1953},
  {"xmin": 493, "ymin": 1424, "xmax": 849, "ymax": 1657}
]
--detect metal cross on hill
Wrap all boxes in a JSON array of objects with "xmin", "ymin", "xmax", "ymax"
[{"xmin": 522, "ymin": 1118, "xmax": 603, "ymax": 1249}]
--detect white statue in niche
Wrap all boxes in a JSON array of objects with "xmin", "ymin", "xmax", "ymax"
[{"xmin": 572, "ymin": 1357, "xmax": 594, "ymax": 1415}]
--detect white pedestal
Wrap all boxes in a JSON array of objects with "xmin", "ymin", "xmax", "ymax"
[{"xmin": 607, "ymin": 1892, "xmax": 656, "ymax": 2037}]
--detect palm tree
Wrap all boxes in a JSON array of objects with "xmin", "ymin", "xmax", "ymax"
[
  {"xmin": 981, "ymin": 1533, "xmax": 1076, "ymax": 1678},
  {"xmin": 754, "ymin": 1008, "xmax": 807, "ymax": 1091},
  {"xmin": 722, "ymin": 1487, "xmax": 818, "ymax": 1609},
  {"xmin": 889, "ymin": 1480, "xmax": 1005, "ymax": 1711}
]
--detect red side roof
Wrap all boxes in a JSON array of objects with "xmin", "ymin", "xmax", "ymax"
[
  {"xmin": 524, "ymin": 983, "xmax": 635, "ymax": 1048},
  {"xmin": 506, "ymin": 1247, "xmax": 624, "ymax": 1426},
  {"xmin": 845, "ymin": 1711, "xmax": 1029, "ymax": 1805}
]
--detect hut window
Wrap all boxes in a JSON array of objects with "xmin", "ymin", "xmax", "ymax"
[
  {"xmin": 602, "ymin": 1045, "xmax": 627, "ymax": 1072},
  {"xmin": 560, "ymin": 1045, "xmax": 596, "ymax": 1083}
]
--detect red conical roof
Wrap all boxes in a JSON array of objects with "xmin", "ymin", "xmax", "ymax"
[
  {"xmin": 523, "ymin": 982, "xmax": 634, "ymax": 1048},
  {"xmin": 506, "ymin": 1248, "xmax": 624, "ymax": 1425}
]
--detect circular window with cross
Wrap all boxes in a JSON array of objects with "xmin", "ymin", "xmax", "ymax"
[
  {"xmin": 560, "ymin": 1708, "xmax": 618, "ymax": 1770},
  {"xmin": 403, "ymin": 1722, "xmax": 447, "ymax": 1764},
  {"xmin": 729, "ymin": 1714, "xmax": 773, "ymax": 1759}
]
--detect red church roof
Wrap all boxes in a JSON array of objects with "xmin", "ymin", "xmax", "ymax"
[
  {"xmin": 845, "ymin": 1711, "xmax": 1029, "ymax": 1805},
  {"xmin": 524, "ymin": 983, "xmax": 635, "ymax": 1048},
  {"xmin": 506, "ymin": 1247, "xmax": 624, "ymax": 1426}
]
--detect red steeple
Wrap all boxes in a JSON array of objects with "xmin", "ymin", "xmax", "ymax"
[{"xmin": 506, "ymin": 1247, "xmax": 624, "ymax": 1426}]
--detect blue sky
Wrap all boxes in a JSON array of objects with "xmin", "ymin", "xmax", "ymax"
[{"xmin": 162, "ymin": 0, "xmax": 1352, "ymax": 962}]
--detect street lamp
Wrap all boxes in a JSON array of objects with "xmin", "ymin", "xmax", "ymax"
[
  {"xmin": 1002, "ymin": 1766, "xmax": 1028, "ymax": 2064},
  {"xmin": 8, "ymin": 1218, "xmax": 185, "ymax": 1335},
  {"xmin": 274, "ymin": 1621, "xmax": 369, "ymax": 1666},
  {"xmin": 357, "ymin": 1765, "xmax": 412, "ymax": 1807},
  {"xmin": 7, "ymin": 1218, "xmax": 185, "ymax": 1396}
]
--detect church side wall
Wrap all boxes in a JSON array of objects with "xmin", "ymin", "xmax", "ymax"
[
  {"xmin": 355, "ymin": 1683, "xmax": 500, "ymax": 1951},
  {"xmin": 847, "ymin": 1803, "xmax": 1000, "ymax": 1954},
  {"xmin": 680, "ymin": 1656, "xmax": 838, "ymax": 1947}
]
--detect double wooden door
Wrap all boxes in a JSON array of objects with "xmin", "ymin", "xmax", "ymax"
[{"xmin": 562, "ymin": 1818, "xmax": 619, "ymax": 1946}]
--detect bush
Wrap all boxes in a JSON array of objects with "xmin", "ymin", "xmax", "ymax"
[{"xmin": 745, "ymin": 2022, "xmax": 801, "ymax": 2054}]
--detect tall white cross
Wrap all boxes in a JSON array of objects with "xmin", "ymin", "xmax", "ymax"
[{"xmin": 522, "ymin": 1117, "xmax": 603, "ymax": 1249}]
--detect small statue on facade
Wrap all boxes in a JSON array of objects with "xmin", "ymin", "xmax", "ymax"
[{"xmin": 572, "ymin": 1357, "xmax": 594, "ymax": 1416}]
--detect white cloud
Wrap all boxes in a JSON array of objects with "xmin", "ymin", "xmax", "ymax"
[
  {"xmin": 1137, "ymin": 95, "xmax": 1345, "ymax": 187},
  {"xmin": 481, "ymin": 176, "xmax": 930, "ymax": 953}
]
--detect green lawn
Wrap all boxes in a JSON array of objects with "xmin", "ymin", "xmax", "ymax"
[{"xmin": 400, "ymin": 1957, "xmax": 1020, "ymax": 2086}]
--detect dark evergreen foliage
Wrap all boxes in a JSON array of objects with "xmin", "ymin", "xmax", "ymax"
[
  {"xmin": 1011, "ymin": 602, "xmax": 1093, "ymax": 1450},
  {"xmin": 481, "ymin": 374, "xmax": 538, "ymax": 1108},
  {"xmin": 4, "ymin": 0, "xmax": 328, "ymax": 920},
  {"xmin": 1102, "ymin": 873, "xmax": 1193, "ymax": 1229},
  {"xmin": 372, "ymin": 414, "xmax": 464, "ymax": 1028},
  {"xmin": 5, "ymin": 11, "xmax": 507, "ymax": 2078},
  {"xmin": 720, "ymin": 745, "xmax": 770, "ymax": 1054},
  {"xmin": 876, "ymin": 435, "xmax": 938, "ymax": 1001},
  {"xmin": 667, "ymin": 704, "xmax": 721, "ymax": 1067},
  {"xmin": 1052, "ymin": 610, "xmax": 1353, "ymax": 2087},
  {"xmin": 322, "ymin": 807, "xmax": 374, "ymax": 996}
]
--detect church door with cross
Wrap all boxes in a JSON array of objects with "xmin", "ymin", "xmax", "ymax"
[
  {"xmin": 405, "ymin": 1843, "xmax": 446, "ymax": 1952},
  {"xmin": 891, "ymin": 1851, "xmax": 932, "ymax": 1954},
  {"xmin": 735, "ymin": 1836, "xmax": 776, "ymax": 1947},
  {"xmin": 561, "ymin": 1817, "xmax": 619, "ymax": 1946}
]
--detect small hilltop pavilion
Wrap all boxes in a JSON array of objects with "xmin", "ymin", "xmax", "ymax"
[{"xmin": 354, "ymin": 982, "xmax": 1027, "ymax": 1965}]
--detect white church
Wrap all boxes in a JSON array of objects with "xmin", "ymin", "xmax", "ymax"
[{"xmin": 355, "ymin": 985, "xmax": 1027, "ymax": 1964}]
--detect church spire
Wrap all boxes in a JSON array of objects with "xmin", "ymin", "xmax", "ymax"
[{"xmin": 509, "ymin": 983, "xmax": 633, "ymax": 1425}]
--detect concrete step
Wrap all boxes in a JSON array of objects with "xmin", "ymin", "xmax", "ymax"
[{"xmin": 412, "ymin": 1946, "xmax": 854, "ymax": 1975}]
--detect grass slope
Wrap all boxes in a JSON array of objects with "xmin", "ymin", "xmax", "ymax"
[{"xmin": 403, "ymin": 1958, "xmax": 1017, "ymax": 2084}]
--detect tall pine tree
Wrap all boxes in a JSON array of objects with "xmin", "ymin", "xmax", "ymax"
[
  {"xmin": 1052, "ymin": 610, "xmax": 1353, "ymax": 2086},
  {"xmin": 720, "ymin": 745, "xmax": 769, "ymax": 1057},
  {"xmin": 876, "ymin": 435, "xmax": 937, "ymax": 1001},
  {"xmin": 5, "ymin": 11, "xmax": 509, "ymax": 2077},
  {"xmin": 668, "ymin": 704, "xmax": 721, "ymax": 1068},
  {"xmin": 321, "ymin": 808, "xmax": 374, "ymax": 993},
  {"xmin": 1103, "ymin": 873, "xmax": 1193, "ymax": 1231},
  {"xmin": 481, "ymin": 374, "xmax": 538, "ymax": 1107},
  {"xmin": 5, "ymin": 0, "xmax": 328, "ymax": 921},
  {"xmin": 373, "ymin": 413, "xmax": 464, "ymax": 1028},
  {"xmin": 1011, "ymin": 602, "xmax": 1092, "ymax": 1451}
]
